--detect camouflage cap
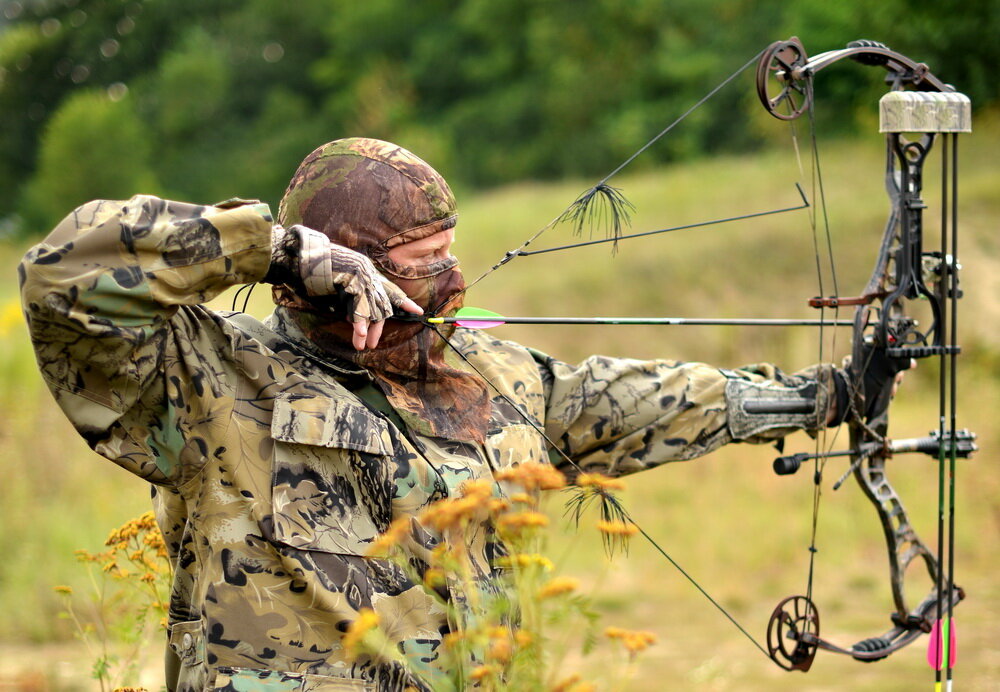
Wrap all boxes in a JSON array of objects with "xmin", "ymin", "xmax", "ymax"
[{"xmin": 278, "ymin": 138, "xmax": 458, "ymax": 262}]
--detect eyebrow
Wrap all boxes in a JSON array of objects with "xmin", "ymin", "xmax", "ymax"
[{"xmin": 415, "ymin": 232, "xmax": 450, "ymax": 251}]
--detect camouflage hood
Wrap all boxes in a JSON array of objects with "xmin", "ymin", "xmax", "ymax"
[
  {"xmin": 275, "ymin": 138, "xmax": 490, "ymax": 443},
  {"xmin": 278, "ymin": 137, "xmax": 458, "ymax": 279}
]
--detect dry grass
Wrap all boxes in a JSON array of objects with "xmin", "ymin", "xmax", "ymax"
[{"xmin": 1, "ymin": 121, "xmax": 997, "ymax": 690}]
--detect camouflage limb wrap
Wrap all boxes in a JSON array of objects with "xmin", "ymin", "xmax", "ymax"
[{"xmin": 21, "ymin": 195, "xmax": 838, "ymax": 691}]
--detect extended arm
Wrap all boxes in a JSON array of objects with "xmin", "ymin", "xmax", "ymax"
[{"xmin": 532, "ymin": 349, "xmax": 841, "ymax": 478}]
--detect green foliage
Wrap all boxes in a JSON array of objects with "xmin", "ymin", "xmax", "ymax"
[
  {"xmin": 154, "ymin": 28, "xmax": 231, "ymax": 141},
  {"xmin": 20, "ymin": 89, "xmax": 158, "ymax": 233},
  {"xmin": 0, "ymin": 0, "xmax": 996, "ymax": 232},
  {"xmin": 1, "ymin": 122, "xmax": 999, "ymax": 686}
]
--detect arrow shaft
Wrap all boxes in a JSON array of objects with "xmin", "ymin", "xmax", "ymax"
[{"xmin": 427, "ymin": 315, "xmax": 852, "ymax": 327}]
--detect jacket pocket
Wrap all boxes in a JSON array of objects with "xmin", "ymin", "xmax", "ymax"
[
  {"xmin": 269, "ymin": 393, "xmax": 395, "ymax": 556},
  {"xmin": 213, "ymin": 667, "xmax": 373, "ymax": 690},
  {"xmin": 168, "ymin": 619, "xmax": 205, "ymax": 667}
]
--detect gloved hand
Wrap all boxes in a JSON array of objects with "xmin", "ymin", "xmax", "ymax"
[
  {"xmin": 267, "ymin": 224, "xmax": 422, "ymax": 349},
  {"xmin": 834, "ymin": 343, "xmax": 913, "ymax": 425}
]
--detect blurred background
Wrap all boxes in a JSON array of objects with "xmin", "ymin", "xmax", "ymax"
[{"xmin": 0, "ymin": 0, "xmax": 997, "ymax": 689}]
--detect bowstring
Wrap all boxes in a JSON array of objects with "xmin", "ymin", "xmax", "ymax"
[
  {"xmin": 803, "ymin": 80, "xmax": 832, "ymax": 609},
  {"xmin": 423, "ymin": 47, "xmax": 813, "ymax": 663},
  {"xmin": 431, "ymin": 325, "xmax": 772, "ymax": 660},
  {"xmin": 781, "ymin": 68, "xmax": 852, "ymax": 629},
  {"xmin": 438, "ymin": 49, "xmax": 767, "ymax": 315}
]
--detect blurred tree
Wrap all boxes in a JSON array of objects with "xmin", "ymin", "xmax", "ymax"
[
  {"xmin": 0, "ymin": 0, "xmax": 994, "ymax": 235},
  {"xmin": 155, "ymin": 28, "xmax": 231, "ymax": 141},
  {"xmin": 20, "ymin": 89, "xmax": 159, "ymax": 233}
]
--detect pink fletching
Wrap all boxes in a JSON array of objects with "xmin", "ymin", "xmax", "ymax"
[
  {"xmin": 927, "ymin": 619, "xmax": 957, "ymax": 669},
  {"xmin": 455, "ymin": 318, "xmax": 505, "ymax": 329}
]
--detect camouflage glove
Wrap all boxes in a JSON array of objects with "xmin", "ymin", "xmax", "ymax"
[
  {"xmin": 267, "ymin": 224, "xmax": 413, "ymax": 323},
  {"xmin": 853, "ymin": 343, "xmax": 913, "ymax": 423}
]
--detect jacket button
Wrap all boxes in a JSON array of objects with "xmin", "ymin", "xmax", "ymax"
[{"xmin": 182, "ymin": 632, "xmax": 194, "ymax": 650}]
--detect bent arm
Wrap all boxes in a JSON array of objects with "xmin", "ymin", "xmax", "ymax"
[{"xmin": 20, "ymin": 196, "xmax": 272, "ymax": 483}]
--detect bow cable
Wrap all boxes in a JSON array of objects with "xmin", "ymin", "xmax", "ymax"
[
  {"xmin": 431, "ymin": 324, "xmax": 773, "ymax": 660},
  {"xmin": 440, "ymin": 49, "xmax": 767, "ymax": 314},
  {"xmin": 424, "ymin": 47, "xmax": 848, "ymax": 663}
]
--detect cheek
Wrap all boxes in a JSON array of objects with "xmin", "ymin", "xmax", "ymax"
[
  {"xmin": 391, "ymin": 270, "xmax": 465, "ymax": 310},
  {"xmin": 393, "ymin": 277, "xmax": 426, "ymax": 300}
]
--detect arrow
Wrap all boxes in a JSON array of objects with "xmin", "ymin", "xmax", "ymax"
[
  {"xmin": 405, "ymin": 306, "xmax": 854, "ymax": 329},
  {"xmin": 927, "ymin": 617, "xmax": 957, "ymax": 674}
]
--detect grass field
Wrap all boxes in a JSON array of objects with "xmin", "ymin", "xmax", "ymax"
[{"xmin": 0, "ymin": 120, "xmax": 997, "ymax": 690}]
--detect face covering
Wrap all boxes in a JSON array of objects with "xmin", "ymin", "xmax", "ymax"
[{"xmin": 274, "ymin": 138, "xmax": 491, "ymax": 442}]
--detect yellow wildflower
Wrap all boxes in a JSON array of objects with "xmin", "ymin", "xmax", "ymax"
[
  {"xmin": 497, "ymin": 511, "xmax": 549, "ymax": 534},
  {"xmin": 509, "ymin": 492, "xmax": 536, "ymax": 505},
  {"xmin": 0, "ymin": 300, "xmax": 23, "ymax": 338},
  {"xmin": 488, "ymin": 637, "xmax": 513, "ymax": 663},
  {"xmin": 538, "ymin": 576, "xmax": 580, "ymax": 599},
  {"xmin": 577, "ymin": 472, "xmax": 626, "ymax": 492},
  {"xmin": 53, "ymin": 585, "xmax": 73, "ymax": 595},
  {"xmin": 140, "ymin": 572, "xmax": 156, "ymax": 584},
  {"xmin": 595, "ymin": 520, "xmax": 639, "ymax": 537},
  {"xmin": 497, "ymin": 553, "xmax": 554, "ymax": 571},
  {"xmin": 135, "ymin": 511, "xmax": 157, "ymax": 529},
  {"xmin": 421, "ymin": 494, "xmax": 489, "ymax": 531},
  {"xmin": 551, "ymin": 675, "xmax": 597, "ymax": 692},
  {"xmin": 459, "ymin": 479, "xmax": 494, "ymax": 500},
  {"xmin": 423, "ymin": 567, "xmax": 446, "ymax": 589},
  {"xmin": 495, "ymin": 462, "xmax": 566, "ymax": 491},
  {"xmin": 469, "ymin": 664, "xmax": 501, "ymax": 681},
  {"xmin": 488, "ymin": 498, "xmax": 511, "ymax": 513},
  {"xmin": 443, "ymin": 631, "xmax": 464, "ymax": 649},
  {"xmin": 143, "ymin": 531, "xmax": 167, "ymax": 549},
  {"xmin": 605, "ymin": 626, "xmax": 657, "ymax": 656},
  {"xmin": 342, "ymin": 608, "xmax": 380, "ymax": 659},
  {"xmin": 366, "ymin": 517, "xmax": 411, "ymax": 557},
  {"xmin": 514, "ymin": 630, "xmax": 532, "ymax": 648}
]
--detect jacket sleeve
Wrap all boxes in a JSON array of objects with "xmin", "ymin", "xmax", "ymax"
[
  {"xmin": 19, "ymin": 195, "xmax": 273, "ymax": 484},
  {"xmin": 531, "ymin": 349, "xmax": 835, "ymax": 478}
]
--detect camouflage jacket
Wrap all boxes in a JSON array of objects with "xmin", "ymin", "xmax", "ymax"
[{"xmin": 20, "ymin": 196, "xmax": 834, "ymax": 691}]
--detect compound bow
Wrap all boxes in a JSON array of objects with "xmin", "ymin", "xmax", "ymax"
[
  {"xmin": 756, "ymin": 38, "xmax": 975, "ymax": 678},
  {"xmin": 422, "ymin": 36, "xmax": 977, "ymax": 682}
]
